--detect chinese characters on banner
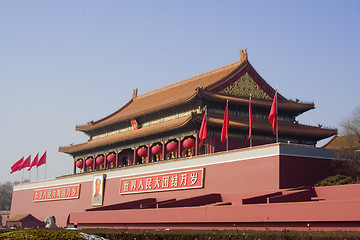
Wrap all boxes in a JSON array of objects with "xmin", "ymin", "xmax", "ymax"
[
  {"xmin": 120, "ymin": 168, "xmax": 204, "ymax": 195},
  {"xmin": 33, "ymin": 184, "xmax": 80, "ymax": 202}
]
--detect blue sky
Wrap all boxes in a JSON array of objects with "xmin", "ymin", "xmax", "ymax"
[{"xmin": 1, "ymin": 1, "xmax": 359, "ymax": 183}]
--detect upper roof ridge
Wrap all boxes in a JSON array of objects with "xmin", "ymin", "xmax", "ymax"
[{"xmin": 136, "ymin": 60, "xmax": 242, "ymax": 100}]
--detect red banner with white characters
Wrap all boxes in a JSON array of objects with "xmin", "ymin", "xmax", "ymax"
[
  {"xmin": 120, "ymin": 168, "xmax": 204, "ymax": 195},
  {"xmin": 33, "ymin": 184, "xmax": 80, "ymax": 202}
]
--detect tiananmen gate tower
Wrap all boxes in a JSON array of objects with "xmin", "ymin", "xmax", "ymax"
[
  {"xmin": 59, "ymin": 49, "xmax": 336, "ymax": 173},
  {"xmin": 9, "ymin": 50, "xmax": 360, "ymax": 231}
]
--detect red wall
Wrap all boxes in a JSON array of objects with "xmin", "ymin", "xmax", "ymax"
[
  {"xmin": 98, "ymin": 156, "xmax": 280, "ymax": 208},
  {"xmin": 279, "ymin": 156, "xmax": 335, "ymax": 188},
  {"xmin": 10, "ymin": 144, "xmax": 339, "ymax": 228},
  {"xmin": 10, "ymin": 155, "xmax": 280, "ymax": 227},
  {"xmin": 70, "ymin": 184, "xmax": 360, "ymax": 231},
  {"xmin": 11, "ymin": 180, "xmax": 94, "ymax": 228}
]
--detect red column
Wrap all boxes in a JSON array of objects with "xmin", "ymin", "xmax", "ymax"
[
  {"xmin": 133, "ymin": 147, "xmax": 137, "ymax": 165},
  {"xmin": 92, "ymin": 156, "xmax": 96, "ymax": 171},
  {"xmin": 104, "ymin": 154, "xmax": 108, "ymax": 169},
  {"xmin": 206, "ymin": 138, "xmax": 210, "ymax": 154},
  {"xmin": 210, "ymin": 137, "xmax": 215, "ymax": 153},
  {"xmin": 73, "ymin": 158, "xmax": 76, "ymax": 174},
  {"xmin": 208, "ymin": 137, "xmax": 211, "ymax": 154},
  {"xmin": 84, "ymin": 158, "xmax": 88, "ymax": 172},
  {"xmin": 178, "ymin": 138, "xmax": 182, "ymax": 158},
  {"xmin": 195, "ymin": 133, "xmax": 199, "ymax": 156},
  {"xmin": 115, "ymin": 151, "xmax": 119, "ymax": 168},
  {"xmin": 94, "ymin": 155, "xmax": 98, "ymax": 171},
  {"xmin": 147, "ymin": 145, "xmax": 151, "ymax": 163},
  {"xmin": 85, "ymin": 158, "xmax": 88, "ymax": 172},
  {"xmin": 161, "ymin": 141, "xmax": 166, "ymax": 160}
]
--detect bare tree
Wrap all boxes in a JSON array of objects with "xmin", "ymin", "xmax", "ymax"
[
  {"xmin": 0, "ymin": 182, "xmax": 16, "ymax": 210},
  {"xmin": 0, "ymin": 180, "xmax": 29, "ymax": 211},
  {"xmin": 338, "ymin": 106, "xmax": 360, "ymax": 161},
  {"xmin": 342, "ymin": 106, "xmax": 360, "ymax": 137}
]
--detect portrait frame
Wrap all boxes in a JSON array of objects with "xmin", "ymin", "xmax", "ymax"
[{"xmin": 92, "ymin": 174, "xmax": 104, "ymax": 206}]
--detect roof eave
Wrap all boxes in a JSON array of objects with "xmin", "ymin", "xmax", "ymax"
[
  {"xmin": 76, "ymin": 98, "xmax": 134, "ymax": 132},
  {"xmin": 75, "ymin": 91, "xmax": 199, "ymax": 133},
  {"xmin": 59, "ymin": 116, "xmax": 194, "ymax": 154},
  {"xmin": 198, "ymin": 88, "xmax": 314, "ymax": 112},
  {"xmin": 192, "ymin": 113, "xmax": 337, "ymax": 139}
]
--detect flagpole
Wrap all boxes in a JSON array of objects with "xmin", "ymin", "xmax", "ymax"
[
  {"xmin": 276, "ymin": 87, "xmax": 279, "ymax": 143},
  {"xmin": 45, "ymin": 162, "xmax": 47, "ymax": 180},
  {"xmin": 37, "ymin": 168, "xmax": 38, "ymax": 182},
  {"xmin": 221, "ymin": 100, "xmax": 229, "ymax": 151},
  {"xmin": 268, "ymin": 89, "xmax": 278, "ymax": 143},
  {"xmin": 205, "ymin": 107, "xmax": 208, "ymax": 154},
  {"xmin": 199, "ymin": 106, "xmax": 208, "ymax": 154},
  {"xmin": 249, "ymin": 96, "xmax": 252, "ymax": 148},
  {"xmin": 226, "ymin": 135, "xmax": 228, "ymax": 151},
  {"xmin": 226, "ymin": 100, "xmax": 229, "ymax": 151}
]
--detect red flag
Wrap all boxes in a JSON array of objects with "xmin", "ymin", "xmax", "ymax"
[
  {"xmin": 10, "ymin": 157, "xmax": 23, "ymax": 174},
  {"xmin": 248, "ymin": 97, "xmax": 253, "ymax": 139},
  {"xmin": 19, "ymin": 155, "xmax": 31, "ymax": 170},
  {"xmin": 268, "ymin": 92, "xmax": 277, "ymax": 135},
  {"xmin": 199, "ymin": 111, "xmax": 207, "ymax": 146},
  {"xmin": 28, "ymin": 153, "xmax": 38, "ymax": 171},
  {"xmin": 37, "ymin": 151, "xmax": 47, "ymax": 167},
  {"xmin": 221, "ymin": 101, "xmax": 229, "ymax": 143}
]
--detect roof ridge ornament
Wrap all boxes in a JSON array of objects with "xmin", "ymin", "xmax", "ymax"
[
  {"xmin": 240, "ymin": 48, "xmax": 248, "ymax": 62},
  {"xmin": 132, "ymin": 88, "xmax": 138, "ymax": 100}
]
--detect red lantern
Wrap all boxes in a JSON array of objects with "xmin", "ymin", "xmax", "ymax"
[
  {"xmin": 75, "ymin": 160, "xmax": 83, "ymax": 169},
  {"xmin": 183, "ymin": 138, "xmax": 195, "ymax": 149},
  {"xmin": 151, "ymin": 145, "xmax": 162, "ymax": 155},
  {"xmin": 107, "ymin": 153, "xmax": 116, "ymax": 163},
  {"xmin": 96, "ymin": 156, "xmax": 104, "ymax": 165},
  {"xmin": 151, "ymin": 145, "xmax": 162, "ymax": 161},
  {"xmin": 85, "ymin": 158, "xmax": 93, "ymax": 166},
  {"xmin": 166, "ymin": 141, "xmax": 178, "ymax": 152},
  {"xmin": 167, "ymin": 141, "xmax": 178, "ymax": 159},
  {"xmin": 137, "ymin": 147, "xmax": 148, "ymax": 158},
  {"xmin": 137, "ymin": 147, "xmax": 148, "ymax": 164},
  {"xmin": 183, "ymin": 138, "xmax": 195, "ymax": 157}
]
